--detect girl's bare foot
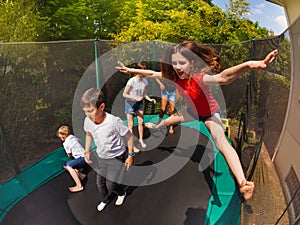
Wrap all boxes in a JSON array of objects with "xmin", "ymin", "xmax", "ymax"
[
  {"xmin": 134, "ymin": 146, "xmax": 141, "ymax": 153},
  {"xmin": 139, "ymin": 139, "xmax": 147, "ymax": 148},
  {"xmin": 69, "ymin": 186, "xmax": 84, "ymax": 192},
  {"xmin": 239, "ymin": 180, "xmax": 254, "ymax": 200},
  {"xmin": 145, "ymin": 122, "xmax": 158, "ymax": 129}
]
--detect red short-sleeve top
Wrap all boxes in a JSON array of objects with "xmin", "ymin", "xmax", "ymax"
[{"xmin": 176, "ymin": 73, "xmax": 219, "ymax": 117}]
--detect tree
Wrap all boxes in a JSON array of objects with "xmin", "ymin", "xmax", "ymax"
[
  {"xmin": 226, "ymin": 0, "xmax": 251, "ymax": 19},
  {"xmin": 113, "ymin": 0, "xmax": 269, "ymax": 44},
  {"xmin": 0, "ymin": 0, "xmax": 44, "ymax": 42},
  {"xmin": 225, "ymin": 0, "xmax": 268, "ymax": 41},
  {"xmin": 36, "ymin": 0, "xmax": 125, "ymax": 41}
]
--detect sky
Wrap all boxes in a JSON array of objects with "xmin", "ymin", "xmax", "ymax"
[{"xmin": 212, "ymin": 0, "xmax": 288, "ymax": 35}]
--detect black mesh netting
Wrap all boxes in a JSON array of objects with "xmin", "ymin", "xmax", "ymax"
[{"xmin": 0, "ymin": 32, "xmax": 291, "ymax": 185}]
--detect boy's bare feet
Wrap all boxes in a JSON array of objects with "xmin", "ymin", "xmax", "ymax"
[
  {"xmin": 69, "ymin": 186, "xmax": 84, "ymax": 192},
  {"xmin": 239, "ymin": 180, "xmax": 254, "ymax": 200},
  {"xmin": 169, "ymin": 127, "xmax": 174, "ymax": 134}
]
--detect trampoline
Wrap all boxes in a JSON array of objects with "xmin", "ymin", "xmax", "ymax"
[
  {"xmin": 0, "ymin": 122, "xmax": 241, "ymax": 225},
  {"xmin": 0, "ymin": 30, "xmax": 293, "ymax": 224}
]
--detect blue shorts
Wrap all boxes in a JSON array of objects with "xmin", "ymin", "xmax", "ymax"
[
  {"xmin": 187, "ymin": 107, "xmax": 221, "ymax": 122},
  {"xmin": 161, "ymin": 89, "xmax": 176, "ymax": 102},
  {"xmin": 63, "ymin": 157, "xmax": 86, "ymax": 168},
  {"xmin": 125, "ymin": 100, "xmax": 143, "ymax": 114}
]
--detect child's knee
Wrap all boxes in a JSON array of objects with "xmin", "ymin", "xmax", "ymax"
[{"xmin": 63, "ymin": 162, "xmax": 75, "ymax": 171}]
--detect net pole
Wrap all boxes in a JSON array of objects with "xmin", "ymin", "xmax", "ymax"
[
  {"xmin": 94, "ymin": 39, "xmax": 100, "ymax": 89},
  {"xmin": 151, "ymin": 41, "xmax": 157, "ymax": 114}
]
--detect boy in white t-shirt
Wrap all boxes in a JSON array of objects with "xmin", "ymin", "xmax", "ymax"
[
  {"xmin": 57, "ymin": 125, "xmax": 87, "ymax": 192},
  {"xmin": 80, "ymin": 88, "xmax": 136, "ymax": 212}
]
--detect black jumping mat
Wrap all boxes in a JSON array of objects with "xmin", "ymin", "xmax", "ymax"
[{"xmin": 1, "ymin": 126, "xmax": 214, "ymax": 225}]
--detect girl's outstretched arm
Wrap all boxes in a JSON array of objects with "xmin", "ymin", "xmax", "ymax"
[
  {"xmin": 117, "ymin": 61, "xmax": 162, "ymax": 78},
  {"xmin": 204, "ymin": 49, "xmax": 278, "ymax": 85}
]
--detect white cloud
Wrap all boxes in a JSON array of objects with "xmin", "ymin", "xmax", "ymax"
[
  {"xmin": 256, "ymin": 3, "xmax": 266, "ymax": 9},
  {"xmin": 253, "ymin": 8, "xmax": 263, "ymax": 14},
  {"xmin": 251, "ymin": 3, "xmax": 265, "ymax": 15},
  {"xmin": 275, "ymin": 15, "xmax": 288, "ymax": 29}
]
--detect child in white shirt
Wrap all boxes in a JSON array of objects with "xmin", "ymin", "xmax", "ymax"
[{"xmin": 57, "ymin": 125, "xmax": 87, "ymax": 192}]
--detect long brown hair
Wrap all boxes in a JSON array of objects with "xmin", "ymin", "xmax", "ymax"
[
  {"xmin": 135, "ymin": 62, "xmax": 146, "ymax": 69},
  {"xmin": 161, "ymin": 40, "xmax": 223, "ymax": 81}
]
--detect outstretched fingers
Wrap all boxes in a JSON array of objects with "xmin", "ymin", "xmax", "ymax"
[
  {"xmin": 117, "ymin": 61, "xmax": 125, "ymax": 67},
  {"xmin": 264, "ymin": 49, "xmax": 278, "ymax": 64},
  {"xmin": 116, "ymin": 61, "xmax": 129, "ymax": 73}
]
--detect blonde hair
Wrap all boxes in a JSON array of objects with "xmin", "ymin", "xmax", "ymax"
[{"xmin": 56, "ymin": 125, "xmax": 71, "ymax": 139}]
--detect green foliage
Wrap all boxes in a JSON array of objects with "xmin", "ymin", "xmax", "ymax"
[
  {"xmin": 0, "ymin": 0, "xmax": 271, "ymax": 43},
  {"xmin": 0, "ymin": 0, "xmax": 45, "ymax": 42},
  {"xmin": 0, "ymin": 43, "xmax": 50, "ymax": 160},
  {"xmin": 53, "ymin": 105, "xmax": 72, "ymax": 128},
  {"xmin": 36, "ymin": 0, "xmax": 125, "ymax": 41},
  {"xmin": 0, "ymin": 40, "xmax": 96, "ymax": 165},
  {"xmin": 274, "ymin": 38, "xmax": 291, "ymax": 80},
  {"xmin": 113, "ymin": 0, "xmax": 269, "ymax": 43},
  {"xmin": 226, "ymin": 0, "xmax": 250, "ymax": 19}
]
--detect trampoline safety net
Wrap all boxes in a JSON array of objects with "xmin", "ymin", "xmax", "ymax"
[{"xmin": 0, "ymin": 29, "xmax": 292, "ymax": 224}]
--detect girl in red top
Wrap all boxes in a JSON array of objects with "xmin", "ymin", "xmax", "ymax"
[{"xmin": 117, "ymin": 40, "xmax": 278, "ymax": 200}]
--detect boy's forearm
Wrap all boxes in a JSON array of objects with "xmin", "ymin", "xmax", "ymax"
[
  {"xmin": 126, "ymin": 134, "xmax": 134, "ymax": 153},
  {"xmin": 125, "ymin": 132, "xmax": 134, "ymax": 155},
  {"xmin": 84, "ymin": 133, "xmax": 92, "ymax": 154}
]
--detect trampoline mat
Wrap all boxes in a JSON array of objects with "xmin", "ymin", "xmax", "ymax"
[{"xmin": 1, "ymin": 126, "xmax": 215, "ymax": 225}]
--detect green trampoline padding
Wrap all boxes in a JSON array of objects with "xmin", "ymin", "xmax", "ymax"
[
  {"xmin": 142, "ymin": 115, "xmax": 241, "ymax": 225},
  {"xmin": 0, "ymin": 147, "xmax": 69, "ymax": 221},
  {"xmin": 0, "ymin": 115, "xmax": 240, "ymax": 224}
]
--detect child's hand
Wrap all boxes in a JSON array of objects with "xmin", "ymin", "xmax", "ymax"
[
  {"xmin": 136, "ymin": 96, "xmax": 143, "ymax": 102},
  {"xmin": 116, "ymin": 61, "xmax": 130, "ymax": 74},
  {"xmin": 239, "ymin": 180, "xmax": 254, "ymax": 200},
  {"xmin": 151, "ymin": 98, "xmax": 157, "ymax": 104},
  {"xmin": 249, "ymin": 49, "xmax": 278, "ymax": 69},
  {"xmin": 84, "ymin": 153, "xmax": 92, "ymax": 164},
  {"xmin": 264, "ymin": 49, "xmax": 278, "ymax": 64},
  {"xmin": 125, "ymin": 156, "xmax": 133, "ymax": 171},
  {"xmin": 159, "ymin": 84, "xmax": 165, "ymax": 90}
]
